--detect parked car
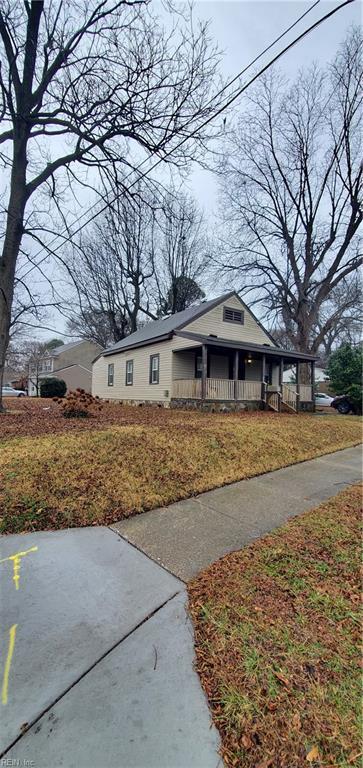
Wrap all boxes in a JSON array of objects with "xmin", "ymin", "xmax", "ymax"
[
  {"xmin": 2, "ymin": 386, "xmax": 27, "ymax": 397},
  {"xmin": 315, "ymin": 392, "xmax": 334, "ymax": 408},
  {"xmin": 331, "ymin": 394, "xmax": 356, "ymax": 415}
]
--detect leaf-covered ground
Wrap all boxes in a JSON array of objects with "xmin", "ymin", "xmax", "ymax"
[
  {"xmin": 0, "ymin": 399, "xmax": 361, "ymax": 534},
  {"xmin": 188, "ymin": 485, "xmax": 362, "ymax": 768}
]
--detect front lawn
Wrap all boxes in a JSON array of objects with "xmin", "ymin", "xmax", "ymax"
[
  {"xmin": 0, "ymin": 401, "xmax": 361, "ymax": 533},
  {"xmin": 188, "ymin": 485, "xmax": 362, "ymax": 768}
]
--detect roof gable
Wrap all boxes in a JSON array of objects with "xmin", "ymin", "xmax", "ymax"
[
  {"xmin": 101, "ymin": 292, "xmax": 278, "ymax": 357},
  {"xmin": 183, "ymin": 292, "xmax": 277, "ymax": 347},
  {"xmin": 103, "ymin": 293, "xmax": 236, "ymax": 356}
]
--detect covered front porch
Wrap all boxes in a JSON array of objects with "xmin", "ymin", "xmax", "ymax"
[{"xmin": 171, "ymin": 335, "xmax": 316, "ymax": 412}]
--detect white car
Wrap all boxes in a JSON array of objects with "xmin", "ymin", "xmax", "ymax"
[
  {"xmin": 2, "ymin": 386, "xmax": 27, "ymax": 397},
  {"xmin": 315, "ymin": 392, "xmax": 333, "ymax": 408}
]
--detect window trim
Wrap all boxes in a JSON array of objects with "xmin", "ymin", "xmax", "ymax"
[
  {"xmin": 149, "ymin": 353, "xmax": 160, "ymax": 385},
  {"xmin": 107, "ymin": 362, "xmax": 114, "ymax": 387},
  {"xmin": 125, "ymin": 359, "xmax": 134, "ymax": 386},
  {"xmin": 223, "ymin": 306, "xmax": 245, "ymax": 325}
]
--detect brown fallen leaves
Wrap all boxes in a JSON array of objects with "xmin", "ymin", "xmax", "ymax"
[
  {"xmin": 0, "ymin": 399, "xmax": 361, "ymax": 534},
  {"xmin": 188, "ymin": 485, "xmax": 362, "ymax": 768}
]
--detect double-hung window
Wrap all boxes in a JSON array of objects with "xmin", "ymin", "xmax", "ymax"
[
  {"xmin": 125, "ymin": 359, "xmax": 133, "ymax": 386},
  {"xmin": 107, "ymin": 363, "xmax": 114, "ymax": 386},
  {"xmin": 149, "ymin": 354, "xmax": 160, "ymax": 384}
]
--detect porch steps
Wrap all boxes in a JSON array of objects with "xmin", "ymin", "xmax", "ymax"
[{"xmin": 281, "ymin": 400, "xmax": 297, "ymax": 413}]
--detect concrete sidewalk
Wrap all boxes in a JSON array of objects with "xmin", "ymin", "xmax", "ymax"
[
  {"xmin": 1, "ymin": 528, "xmax": 221, "ymax": 767},
  {"xmin": 113, "ymin": 445, "xmax": 362, "ymax": 581}
]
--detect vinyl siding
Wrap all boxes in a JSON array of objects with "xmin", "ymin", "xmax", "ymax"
[
  {"xmin": 185, "ymin": 294, "xmax": 272, "ymax": 345},
  {"xmin": 172, "ymin": 351, "xmax": 230, "ymax": 380},
  {"xmin": 54, "ymin": 340, "xmax": 102, "ymax": 370},
  {"xmin": 172, "ymin": 349, "xmax": 196, "ymax": 379},
  {"xmin": 245, "ymin": 359, "xmax": 262, "ymax": 381},
  {"xmin": 92, "ymin": 335, "xmax": 199, "ymax": 402},
  {"xmin": 52, "ymin": 365, "xmax": 92, "ymax": 393},
  {"xmin": 209, "ymin": 354, "xmax": 229, "ymax": 378}
]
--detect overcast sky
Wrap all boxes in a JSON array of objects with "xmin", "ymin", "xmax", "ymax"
[
  {"xmin": 25, "ymin": 0, "xmax": 361, "ymax": 340},
  {"xmin": 187, "ymin": 0, "xmax": 361, "ymax": 213}
]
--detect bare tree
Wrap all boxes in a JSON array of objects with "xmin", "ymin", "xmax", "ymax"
[
  {"xmin": 67, "ymin": 187, "xmax": 158, "ymax": 346},
  {"xmin": 0, "ymin": 0, "xmax": 220, "ymax": 407},
  {"xmin": 154, "ymin": 191, "xmax": 209, "ymax": 314},
  {"xmin": 314, "ymin": 274, "xmax": 362, "ymax": 358},
  {"xmin": 67, "ymin": 184, "xmax": 211, "ymax": 344},
  {"xmin": 217, "ymin": 28, "xmax": 362, "ymax": 354}
]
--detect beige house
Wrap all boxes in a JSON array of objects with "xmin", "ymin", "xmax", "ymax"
[
  {"xmin": 28, "ymin": 339, "xmax": 103, "ymax": 396},
  {"xmin": 92, "ymin": 292, "xmax": 316, "ymax": 412}
]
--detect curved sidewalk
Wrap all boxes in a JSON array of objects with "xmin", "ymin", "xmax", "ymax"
[{"xmin": 113, "ymin": 445, "xmax": 362, "ymax": 581}]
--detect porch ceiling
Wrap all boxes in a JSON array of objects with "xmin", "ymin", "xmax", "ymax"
[{"xmin": 174, "ymin": 331, "xmax": 317, "ymax": 363}]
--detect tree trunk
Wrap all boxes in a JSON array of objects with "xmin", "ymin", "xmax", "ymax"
[{"xmin": 0, "ymin": 135, "xmax": 28, "ymax": 411}]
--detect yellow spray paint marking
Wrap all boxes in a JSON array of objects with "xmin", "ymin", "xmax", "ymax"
[
  {"xmin": 0, "ymin": 546, "xmax": 38, "ymax": 590},
  {"xmin": 1, "ymin": 624, "xmax": 17, "ymax": 705}
]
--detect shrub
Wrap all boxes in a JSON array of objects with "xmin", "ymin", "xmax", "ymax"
[
  {"xmin": 327, "ymin": 344, "xmax": 362, "ymax": 414},
  {"xmin": 346, "ymin": 384, "xmax": 362, "ymax": 415},
  {"xmin": 40, "ymin": 377, "xmax": 67, "ymax": 398},
  {"xmin": 55, "ymin": 389, "xmax": 102, "ymax": 418}
]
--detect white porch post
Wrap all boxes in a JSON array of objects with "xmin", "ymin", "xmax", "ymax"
[
  {"xmin": 311, "ymin": 360, "xmax": 315, "ymax": 411},
  {"xmin": 201, "ymin": 344, "xmax": 208, "ymax": 400},
  {"xmin": 261, "ymin": 353, "xmax": 266, "ymax": 404},
  {"xmin": 296, "ymin": 360, "xmax": 300, "ymax": 412},
  {"xmin": 233, "ymin": 349, "xmax": 239, "ymax": 400}
]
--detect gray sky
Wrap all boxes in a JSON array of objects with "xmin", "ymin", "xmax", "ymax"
[
  {"xmin": 188, "ymin": 0, "xmax": 361, "ymax": 214},
  {"xmin": 23, "ymin": 0, "xmax": 362, "ymax": 340}
]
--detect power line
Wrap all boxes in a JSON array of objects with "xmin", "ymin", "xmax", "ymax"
[
  {"xmin": 18, "ymin": 0, "xmax": 321, "ymax": 279},
  {"xmin": 20, "ymin": 0, "xmax": 354, "ymax": 279},
  {"xmin": 20, "ymin": 0, "xmax": 321, "ymax": 273}
]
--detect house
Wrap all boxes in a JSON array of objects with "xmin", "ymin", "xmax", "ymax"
[
  {"xmin": 92, "ymin": 293, "xmax": 316, "ymax": 412},
  {"xmin": 28, "ymin": 339, "xmax": 103, "ymax": 396},
  {"xmin": 3, "ymin": 365, "xmax": 27, "ymax": 390}
]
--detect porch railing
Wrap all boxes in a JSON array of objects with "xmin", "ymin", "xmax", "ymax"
[
  {"xmin": 172, "ymin": 378, "xmax": 262, "ymax": 401},
  {"xmin": 236, "ymin": 380, "xmax": 262, "ymax": 400},
  {"xmin": 206, "ymin": 378, "xmax": 234, "ymax": 400},
  {"xmin": 282, "ymin": 384, "xmax": 297, "ymax": 410},
  {"xmin": 299, "ymin": 384, "xmax": 313, "ymax": 401},
  {"xmin": 172, "ymin": 378, "xmax": 202, "ymax": 399},
  {"xmin": 267, "ymin": 391, "xmax": 280, "ymax": 411}
]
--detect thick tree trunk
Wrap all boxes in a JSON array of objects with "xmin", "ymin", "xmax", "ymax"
[{"xmin": 0, "ymin": 136, "xmax": 28, "ymax": 411}]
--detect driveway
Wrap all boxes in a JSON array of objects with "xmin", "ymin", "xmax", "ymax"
[{"xmin": 0, "ymin": 527, "xmax": 221, "ymax": 767}]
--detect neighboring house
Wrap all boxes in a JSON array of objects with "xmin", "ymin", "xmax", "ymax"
[
  {"xmin": 284, "ymin": 365, "xmax": 331, "ymax": 394},
  {"xmin": 92, "ymin": 292, "xmax": 317, "ymax": 412},
  {"xmin": 3, "ymin": 365, "xmax": 27, "ymax": 389},
  {"xmin": 28, "ymin": 340, "xmax": 103, "ymax": 396}
]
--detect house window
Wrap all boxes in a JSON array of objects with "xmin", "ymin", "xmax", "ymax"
[
  {"xmin": 223, "ymin": 306, "xmax": 244, "ymax": 325},
  {"xmin": 107, "ymin": 363, "xmax": 114, "ymax": 386},
  {"xmin": 149, "ymin": 354, "xmax": 160, "ymax": 384},
  {"xmin": 125, "ymin": 360, "xmax": 133, "ymax": 386}
]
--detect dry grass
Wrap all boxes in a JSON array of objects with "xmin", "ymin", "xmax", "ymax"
[
  {"xmin": 188, "ymin": 485, "xmax": 362, "ymax": 768},
  {"xmin": 0, "ymin": 399, "xmax": 361, "ymax": 534}
]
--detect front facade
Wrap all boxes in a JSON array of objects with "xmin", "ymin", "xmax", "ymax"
[
  {"xmin": 28, "ymin": 339, "xmax": 103, "ymax": 396},
  {"xmin": 92, "ymin": 293, "xmax": 316, "ymax": 413}
]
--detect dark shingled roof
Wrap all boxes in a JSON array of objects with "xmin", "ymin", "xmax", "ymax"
[{"xmin": 103, "ymin": 292, "xmax": 236, "ymax": 356}]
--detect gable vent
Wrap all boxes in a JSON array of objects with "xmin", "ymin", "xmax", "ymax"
[{"xmin": 223, "ymin": 306, "xmax": 244, "ymax": 325}]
